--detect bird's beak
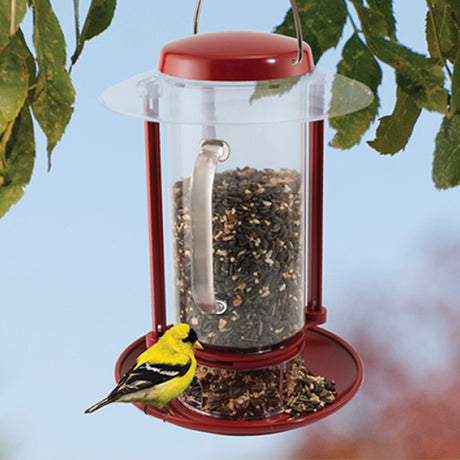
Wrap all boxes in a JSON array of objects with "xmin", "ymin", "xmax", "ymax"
[{"xmin": 193, "ymin": 340, "xmax": 203, "ymax": 350}]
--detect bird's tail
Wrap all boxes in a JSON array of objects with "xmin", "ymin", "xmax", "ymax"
[{"xmin": 85, "ymin": 397, "xmax": 113, "ymax": 414}]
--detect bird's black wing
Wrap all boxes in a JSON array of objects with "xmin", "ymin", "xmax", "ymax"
[{"xmin": 109, "ymin": 360, "xmax": 192, "ymax": 398}]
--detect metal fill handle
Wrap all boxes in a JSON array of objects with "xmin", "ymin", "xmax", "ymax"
[
  {"xmin": 193, "ymin": 0, "xmax": 304, "ymax": 65},
  {"xmin": 190, "ymin": 139, "xmax": 230, "ymax": 315}
]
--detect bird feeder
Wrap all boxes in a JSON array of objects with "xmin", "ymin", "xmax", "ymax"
[{"xmin": 101, "ymin": 0, "xmax": 372, "ymax": 435}]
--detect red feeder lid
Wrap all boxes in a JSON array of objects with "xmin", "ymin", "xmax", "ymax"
[{"xmin": 158, "ymin": 30, "xmax": 314, "ymax": 81}]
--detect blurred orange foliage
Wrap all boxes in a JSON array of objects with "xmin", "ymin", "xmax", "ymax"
[{"xmin": 291, "ymin": 242, "xmax": 460, "ymax": 458}]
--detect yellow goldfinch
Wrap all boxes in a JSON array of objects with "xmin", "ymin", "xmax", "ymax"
[{"xmin": 85, "ymin": 324, "xmax": 203, "ymax": 415}]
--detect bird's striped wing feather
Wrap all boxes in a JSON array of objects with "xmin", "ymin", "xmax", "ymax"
[{"xmin": 110, "ymin": 360, "xmax": 192, "ymax": 398}]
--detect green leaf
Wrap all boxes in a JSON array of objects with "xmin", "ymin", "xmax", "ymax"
[
  {"xmin": 71, "ymin": 0, "xmax": 116, "ymax": 66},
  {"xmin": 448, "ymin": 0, "xmax": 460, "ymax": 22},
  {"xmin": 432, "ymin": 113, "xmax": 460, "ymax": 188},
  {"xmin": 452, "ymin": 44, "xmax": 460, "ymax": 113},
  {"xmin": 396, "ymin": 62, "xmax": 447, "ymax": 114},
  {"xmin": 31, "ymin": 0, "xmax": 75, "ymax": 168},
  {"xmin": 351, "ymin": 1, "xmax": 389, "ymax": 39},
  {"xmin": 0, "ymin": 33, "xmax": 29, "ymax": 135},
  {"xmin": 426, "ymin": 0, "xmax": 459, "ymax": 63},
  {"xmin": 16, "ymin": 28, "xmax": 38, "ymax": 93},
  {"xmin": 368, "ymin": 36, "xmax": 420, "ymax": 66},
  {"xmin": 330, "ymin": 33, "xmax": 382, "ymax": 148},
  {"xmin": 249, "ymin": 76, "xmax": 301, "ymax": 103},
  {"xmin": 369, "ymin": 36, "xmax": 440, "ymax": 79},
  {"xmin": 369, "ymin": 37, "xmax": 448, "ymax": 113},
  {"xmin": 0, "ymin": 0, "xmax": 27, "ymax": 53},
  {"xmin": 366, "ymin": 0, "xmax": 397, "ymax": 41},
  {"xmin": 0, "ymin": 106, "xmax": 35, "ymax": 217},
  {"xmin": 275, "ymin": 0, "xmax": 347, "ymax": 63},
  {"xmin": 368, "ymin": 87, "xmax": 421, "ymax": 155},
  {"xmin": 411, "ymin": 83, "xmax": 448, "ymax": 113}
]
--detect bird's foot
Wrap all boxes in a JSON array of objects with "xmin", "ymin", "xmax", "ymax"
[{"xmin": 162, "ymin": 403, "xmax": 174, "ymax": 422}]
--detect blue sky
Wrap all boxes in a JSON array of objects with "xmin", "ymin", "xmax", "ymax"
[{"xmin": 1, "ymin": 1, "xmax": 459, "ymax": 458}]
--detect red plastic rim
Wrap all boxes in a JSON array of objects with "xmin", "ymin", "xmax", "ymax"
[{"xmin": 114, "ymin": 327, "xmax": 363, "ymax": 435}]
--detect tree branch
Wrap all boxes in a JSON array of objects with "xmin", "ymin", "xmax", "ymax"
[
  {"xmin": 10, "ymin": 0, "xmax": 16, "ymax": 35},
  {"xmin": 73, "ymin": 0, "xmax": 80, "ymax": 46}
]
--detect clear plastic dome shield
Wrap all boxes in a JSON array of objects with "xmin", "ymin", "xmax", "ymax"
[{"xmin": 100, "ymin": 67, "xmax": 374, "ymax": 124}]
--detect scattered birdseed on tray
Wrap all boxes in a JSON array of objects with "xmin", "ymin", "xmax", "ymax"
[
  {"xmin": 180, "ymin": 355, "xmax": 336, "ymax": 420},
  {"xmin": 285, "ymin": 361, "xmax": 337, "ymax": 419},
  {"xmin": 172, "ymin": 167, "xmax": 305, "ymax": 349}
]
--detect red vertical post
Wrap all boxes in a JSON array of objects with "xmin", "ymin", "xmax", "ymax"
[
  {"xmin": 307, "ymin": 120, "xmax": 324, "ymax": 314},
  {"xmin": 144, "ymin": 121, "xmax": 167, "ymax": 337}
]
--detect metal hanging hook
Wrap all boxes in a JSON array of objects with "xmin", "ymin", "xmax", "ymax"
[
  {"xmin": 193, "ymin": 0, "xmax": 202, "ymax": 35},
  {"xmin": 193, "ymin": 0, "xmax": 304, "ymax": 65},
  {"xmin": 288, "ymin": 0, "xmax": 304, "ymax": 65}
]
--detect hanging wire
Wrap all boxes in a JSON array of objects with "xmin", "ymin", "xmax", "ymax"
[
  {"xmin": 288, "ymin": 0, "xmax": 304, "ymax": 64},
  {"xmin": 193, "ymin": 0, "xmax": 202, "ymax": 35},
  {"xmin": 193, "ymin": 0, "xmax": 304, "ymax": 65}
]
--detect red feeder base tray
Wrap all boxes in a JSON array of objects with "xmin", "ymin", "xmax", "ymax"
[{"xmin": 114, "ymin": 327, "xmax": 363, "ymax": 436}]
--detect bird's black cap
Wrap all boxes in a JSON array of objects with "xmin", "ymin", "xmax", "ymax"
[{"xmin": 183, "ymin": 327, "xmax": 198, "ymax": 344}]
